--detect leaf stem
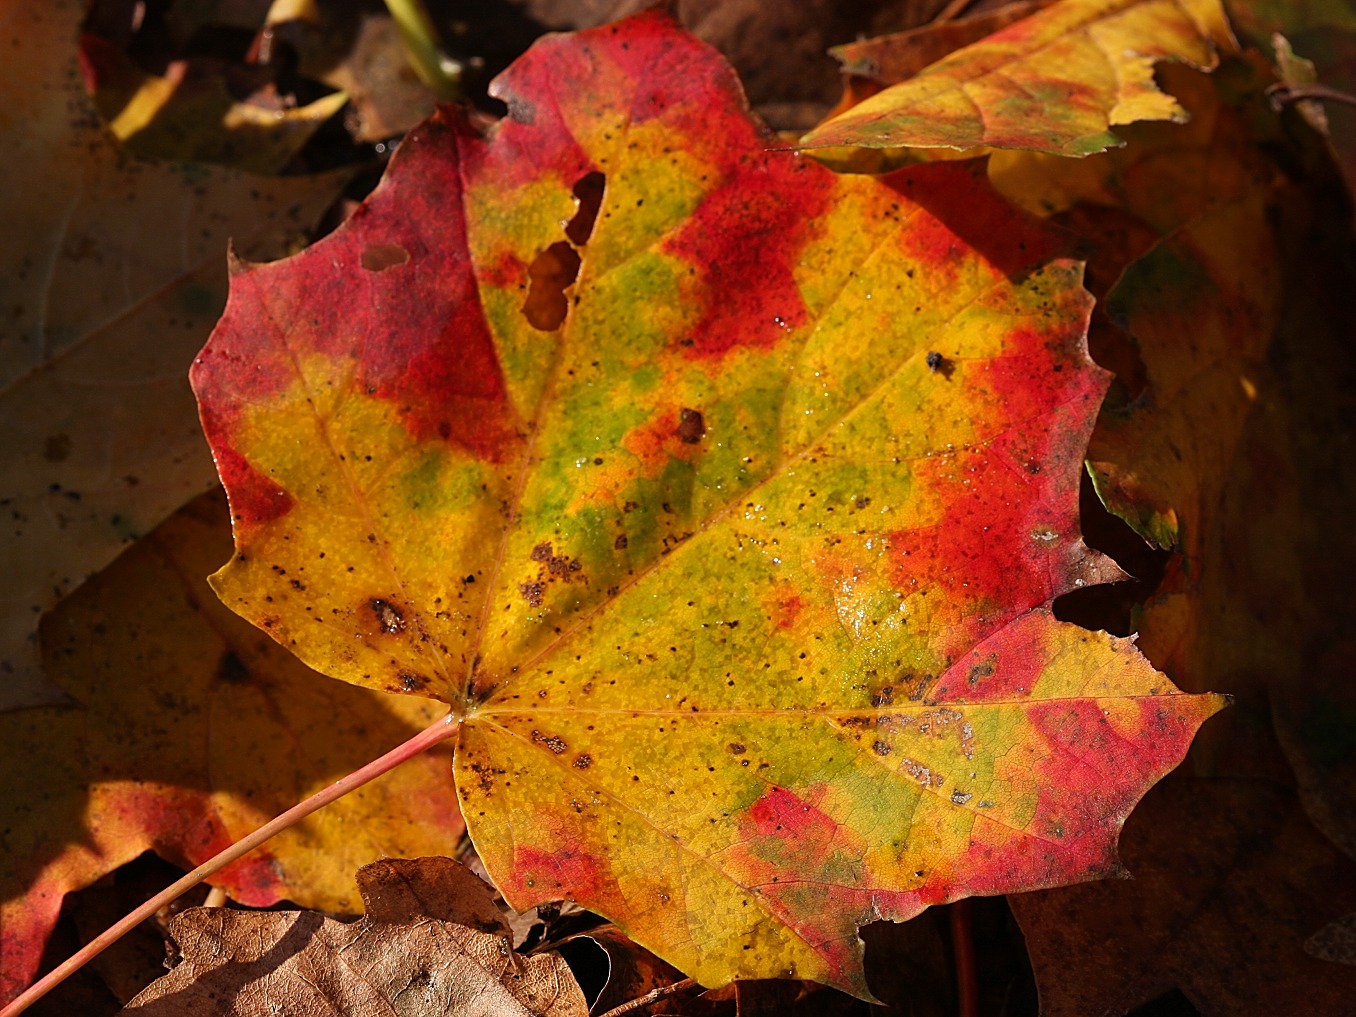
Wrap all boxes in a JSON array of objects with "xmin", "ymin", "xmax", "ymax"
[
  {"xmin": 1267, "ymin": 82, "xmax": 1356, "ymax": 111},
  {"xmin": 595, "ymin": 978, "xmax": 699, "ymax": 1017},
  {"xmin": 0, "ymin": 713, "xmax": 460, "ymax": 1017},
  {"xmin": 949, "ymin": 900, "xmax": 979, "ymax": 1017},
  {"xmin": 382, "ymin": 0, "xmax": 462, "ymax": 100}
]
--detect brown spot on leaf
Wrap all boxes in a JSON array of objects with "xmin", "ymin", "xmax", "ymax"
[
  {"xmin": 728, "ymin": 742, "xmax": 746, "ymax": 754},
  {"xmin": 532, "ymin": 730, "xmax": 568, "ymax": 754},
  {"xmin": 369, "ymin": 598, "xmax": 405, "ymax": 634},
  {"xmin": 871, "ymin": 686, "xmax": 895, "ymax": 707},
  {"xmin": 873, "ymin": 740, "xmax": 891, "ymax": 756},
  {"xmin": 399, "ymin": 672, "xmax": 428, "ymax": 692},
  {"xmin": 519, "ymin": 582, "xmax": 545, "ymax": 607},
  {"xmin": 968, "ymin": 661, "xmax": 996, "ymax": 686},
  {"xmin": 214, "ymin": 651, "xmax": 250, "ymax": 685},
  {"xmin": 573, "ymin": 753, "xmax": 593, "ymax": 769},
  {"xmin": 677, "ymin": 408, "xmax": 705, "ymax": 444},
  {"xmin": 360, "ymin": 243, "xmax": 410, "ymax": 271}
]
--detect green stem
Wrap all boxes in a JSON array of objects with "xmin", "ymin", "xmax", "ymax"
[
  {"xmin": 0, "ymin": 713, "xmax": 460, "ymax": 1017},
  {"xmin": 384, "ymin": 0, "xmax": 462, "ymax": 101}
]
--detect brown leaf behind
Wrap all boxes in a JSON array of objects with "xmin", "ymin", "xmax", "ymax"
[{"xmin": 121, "ymin": 858, "xmax": 587, "ymax": 1017}]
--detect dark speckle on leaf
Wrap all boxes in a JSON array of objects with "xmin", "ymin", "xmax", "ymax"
[
  {"xmin": 214, "ymin": 651, "xmax": 250, "ymax": 685},
  {"xmin": 926, "ymin": 351, "xmax": 955, "ymax": 378},
  {"xmin": 677, "ymin": 408, "xmax": 705, "ymax": 444}
]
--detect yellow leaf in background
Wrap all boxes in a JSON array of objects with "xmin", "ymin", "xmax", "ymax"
[{"xmin": 802, "ymin": 0, "xmax": 1235, "ymax": 155}]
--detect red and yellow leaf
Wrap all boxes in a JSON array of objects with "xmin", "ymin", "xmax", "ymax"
[
  {"xmin": 801, "ymin": 0, "xmax": 1235, "ymax": 155},
  {"xmin": 192, "ymin": 12, "xmax": 1223, "ymax": 996},
  {"xmin": 0, "ymin": 494, "xmax": 462, "ymax": 1003}
]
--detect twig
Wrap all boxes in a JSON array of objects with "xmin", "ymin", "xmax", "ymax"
[
  {"xmin": 1267, "ymin": 82, "xmax": 1356, "ymax": 112},
  {"xmin": 949, "ymin": 899, "xmax": 979, "ymax": 1017},
  {"xmin": 383, "ymin": 0, "xmax": 462, "ymax": 100},
  {"xmin": 595, "ymin": 977, "xmax": 699, "ymax": 1017},
  {"xmin": 0, "ymin": 713, "xmax": 460, "ymax": 1017},
  {"xmin": 934, "ymin": 0, "xmax": 979, "ymax": 24}
]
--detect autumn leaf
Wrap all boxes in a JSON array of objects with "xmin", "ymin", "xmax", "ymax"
[
  {"xmin": 800, "ymin": 0, "xmax": 1236, "ymax": 155},
  {"xmin": 0, "ymin": 493, "xmax": 462, "ymax": 1004},
  {"xmin": 0, "ymin": 0, "xmax": 348, "ymax": 711},
  {"xmin": 829, "ymin": 0, "xmax": 1058, "ymax": 100},
  {"xmin": 191, "ymin": 11, "xmax": 1223, "ymax": 997},
  {"xmin": 1083, "ymin": 140, "xmax": 1356, "ymax": 846},
  {"xmin": 1229, "ymin": 0, "xmax": 1356, "ymax": 223},
  {"xmin": 122, "ymin": 857, "xmax": 588, "ymax": 1016},
  {"xmin": 79, "ymin": 33, "xmax": 347, "ymax": 174},
  {"xmin": 1010, "ymin": 777, "xmax": 1356, "ymax": 1015}
]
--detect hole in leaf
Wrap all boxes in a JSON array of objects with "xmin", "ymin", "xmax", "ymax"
[
  {"xmin": 1054, "ymin": 471, "xmax": 1170, "ymax": 636},
  {"xmin": 565, "ymin": 171, "xmax": 606, "ymax": 246},
  {"xmin": 521, "ymin": 172, "xmax": 606, "ymax": 331},
  {"xmin": 522, "ymin": 241, "xmax": 581, "ymax": 331}
]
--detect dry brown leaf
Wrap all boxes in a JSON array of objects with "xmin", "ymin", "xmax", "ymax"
[
  {"xmin": 121, "ymin": 857, "xmax": 588, "ymax": 1016},
  {"xmin": 0, "ymin": 0, "xmax": 347, "ymax": 710}
]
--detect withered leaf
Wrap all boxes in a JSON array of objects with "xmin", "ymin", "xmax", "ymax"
[{"xmin": 121, "ymin": 857, "xmax": 587, "ymax": 1017}]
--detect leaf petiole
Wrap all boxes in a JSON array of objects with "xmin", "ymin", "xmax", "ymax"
[{"xmin": 0, "ymin": 713, "xmax": 460, "ymax": 1017}]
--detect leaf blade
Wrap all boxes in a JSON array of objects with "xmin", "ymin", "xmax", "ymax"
[
  {"xmin": 193, "ymin": 10, "xmax": 1225, "ymax": 995},
  {"xmin": 801, "ymin": 0, "xmax": 1235, "ymax": 155}
]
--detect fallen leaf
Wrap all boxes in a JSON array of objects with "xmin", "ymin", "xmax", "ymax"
[
  {"xmin": 801, "ymin": 0, "xmax": 1235, "ymax": 154},
  {"xmin": 192, "ymin": 11, "xmax": 1223, "ymax": 997},
  {"xmin": 986, "ymin": 56, "xmax": 1282, "ymax": 231},
  {"xmin": 1305, "ymin": 911, "xmax": 1356, "ymax": 966},
  {"xmin": 1071, "ymin": 85, "xmax": 1356, "ymax": 830},
  {"xmin": 504, "ymin": 0, "xmax": 961, "ymax": 127},
  {"xmin": 121, "ymin": 856, "xmax": 588, "ymax": 1016},
  {"xmin": 1228, "ymin": 0, "xmax": 1356, "ymax": 223},
  {"xmin": 79, "ymin": 33, "xmax": 347, "ymax": 174},
  {"xmin": 0, "ymin": 0, "xmax": 347, "ymax": 710},
  {"xmin": 830, "ymin": 0, "xmax": 1057, "ymax": 94},
  {"xmin": 0, "ymin": 492, "xmax": 462, "ymax": 1005},
  {"xmin": 557, "ymin": 924, "xmax": 685, "ymax": 1013},
  {"xmin": 1010, "ymin": 776, "xmax": 1356, "ymax": 1016},
  {"xmin": 268, "ymin": 10, "xmax": 437, "ymax": 143}
]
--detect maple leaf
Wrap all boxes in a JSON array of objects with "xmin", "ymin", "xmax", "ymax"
[
  {"xmin": 0, "ymin": 493, "xmax": 462, "ymax": 1004},
  {"xmin": 801, "ymin": 0, "xmax": 1236, "ymax": 155},
  {"xmin": 191, "ymin": 11, "xmax": 1224, "ymax": 996},
  {"xmin": 0, "ymin": 0, "xmax": 347, "ymax": 711},
  {"xmin": 122, "ymin": 857, "xmax": 588, "ymax": 1016}
]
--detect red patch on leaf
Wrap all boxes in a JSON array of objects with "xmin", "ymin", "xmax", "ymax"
[
  {"xmin": 202, "ymin": 422, "xmax": 294, "ymax": 532},
  {"xmin": 746, "ymin": 785, "xmax": 837, "ymax": 841},
  {"xmin": 665, "ymin": 155, "xmax": 833, "ymax": 359},
  {"xmin": 884, "ymin": 162, "xmax": 1065, "ymax": 279},
  {"xmin": 193, "ymin": 112, "xmax": 524, "ymax": 467},
  {"xmin": 513, "ymin": 843, "xmax": 605, "ymax": 897},
  {"xmin": 116, "ymin": 785, "xmax": 285, "ymax": 905}
]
